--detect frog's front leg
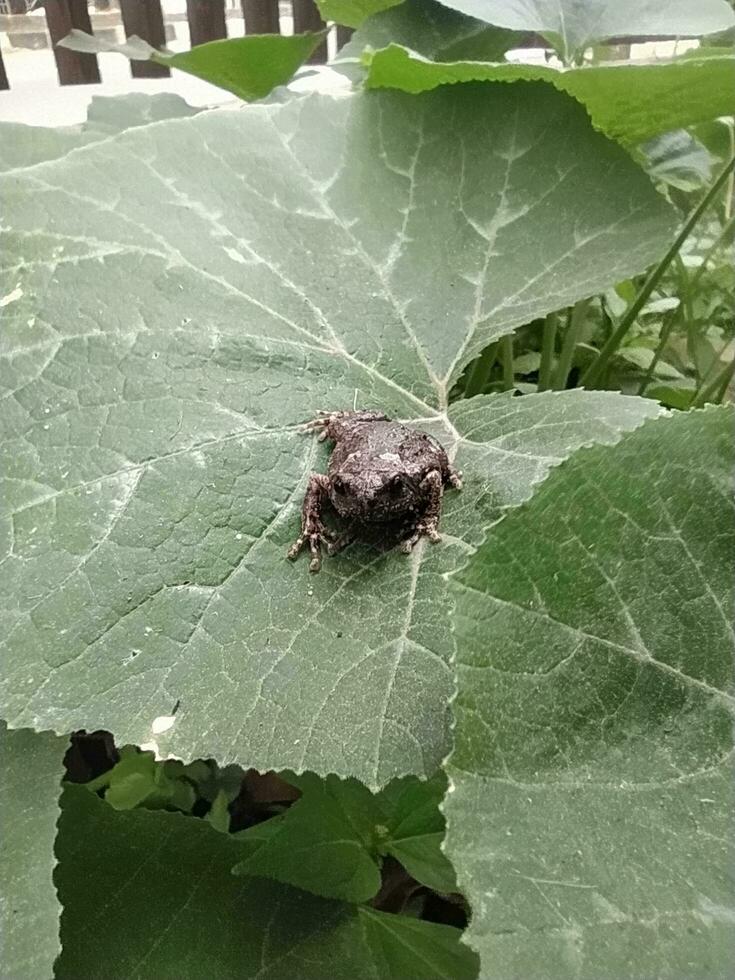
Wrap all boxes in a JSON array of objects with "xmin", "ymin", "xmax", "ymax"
[
  {"xmin": 400, "ymin": 470, "xmax": 444, "ymax": 553},
  {"xmin": 303, "ymin": 410, "xmax": 388, "ymax": 443},
  {"xmin": 287, "ymin": 473, "xmax": 334, "ymax": 573}
]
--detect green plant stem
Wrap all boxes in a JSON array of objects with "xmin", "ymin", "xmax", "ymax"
[
  {"xmin": 725, "ymin": 123, "xmax": 734, "ymax": 221},
  {"xmin": 580, "ymin": 151, "xmax": 735, "ymax": 388},
  {"xmin": 715, "ymin": 362, "xmax": 735, "ymax": 403},
  {"xmin": 553, "ymin": 299, "xmax": 589, "ymax": 390},
  {"xmin": 690, "ymin": 213, "xmax": 735, "ymax": 289},
  {"xmin": 637, "ymin": 313, "xmax": 677, "ymax": 396},
  {"xmin": 692, "ymin": 356, "xmax": 735, "ymax": 407},
  {"xmin": 674, "ymin": 254, "xmax": 694, "ymax": 326},
  {"xmin": 464, "ymin": 342, "xmax": 498, "ymax": 397},
  {"xmin": 537, "ymin": 312, "xmax": 558, "ymax": 391},
  {"xmin": 501, "ymin": 335, "xmax": 514, "ymax": 390}
]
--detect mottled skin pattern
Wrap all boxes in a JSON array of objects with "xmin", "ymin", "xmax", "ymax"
[{"xmin": 288, "ymin": 410, "xmax": 462, "ymax": 572}]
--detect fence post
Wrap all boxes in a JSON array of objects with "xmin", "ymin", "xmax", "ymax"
[
  {"xmin": 335, "ymin": 24, "xmax": 353, "ymax": 50},
  {"xmin": 186, "ymin": 0, "xmax": 227, "ymax": 46},
  {"xmin": 241, "ymin": 0, "xmax": 279, "ymax": 34},
  {"xmin": 291, "ymin": 0, "xmax": 327, "ymax": 63},
  {"xmin": 44, "ymin": 0, "xmax": 101, "ymax": 86},
  {"xmin": 118, "ymin": 0, "xmax": 170, "ymax": 78}
]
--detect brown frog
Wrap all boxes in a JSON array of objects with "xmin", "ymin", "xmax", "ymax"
[{"xmin": 287, "ymin": 410, "xmax": 462, "ymax": 572}]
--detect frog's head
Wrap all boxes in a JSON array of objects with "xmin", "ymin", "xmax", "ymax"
[{"xmin": 329, "ymin": 464, "xmax": 417, "ymax": 521}]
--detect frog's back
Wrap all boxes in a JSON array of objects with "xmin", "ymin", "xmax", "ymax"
[{"xmin": 330, "ymin": 420, "xmax": 447, "ymax": 479}]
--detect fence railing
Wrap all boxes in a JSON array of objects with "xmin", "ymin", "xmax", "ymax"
[{"xmin": 0, "ymin": 0, "xmax": 353, "ymax": 90}]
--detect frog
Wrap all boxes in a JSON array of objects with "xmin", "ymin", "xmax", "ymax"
[{"xmin": 287, "ymin": 410, "xmax": 462, "ymax": 572}]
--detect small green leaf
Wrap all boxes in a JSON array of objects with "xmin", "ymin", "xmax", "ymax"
[
  {"xmin": 233, "ymin": 773, "xmax": 384, "ymax": 902},
  {"xmin": 205, "ymin": 788, "xmax": 231, "ymax": 833},
  {"xmin": 317, "ymin": 0, "xmax": 402, "ymax": 28},
  {"xmin": 647, "ymin": 383, "xmax": 697, "ymax": 410},
  {"xmin": 615, "ymin": 347, "xmax": 683, "ymax": 379},
  {"xmin": 446, "ymin": 407, "xmax": 735, "ymax": 978},
  {"xmin": 58, "ymin": 30, "xmax": 325, "ymax": 102},
  {"xmin": 233, "ymin": 770, "xmax": 459, "ymax": 900},
  {"xmin": 365, "ymin": 44, "xmax": 735, "ymax": 145},
  {"xmin": 0, "ymin": 723, "xmax": 66, "ymax": 980},
  {"xmin": 157, "ymin": 34, "xmax": 327, "ymax": 102},
  {"xmin": 642, "ymin": 130, "xmax": 715, "ymax": 192},
  {"xmin": 56, "ymin": 786, "xmax": 476, "ymax": 979},
  {"xmin": 88, "ymin": 747, "xmax": 195, "ymax": 812},
  {"xmin": 383, "ymin": 774, "xmax": 457, "ymax": 894}
]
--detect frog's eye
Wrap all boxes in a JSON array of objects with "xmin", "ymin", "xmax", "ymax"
[
  {"xmin": 333, "ymin": 477, "xmax": 348, "ymax": 495},
  {"xmin": 386, "ymin": 474, "xmax": 405, "ymax": 497}
]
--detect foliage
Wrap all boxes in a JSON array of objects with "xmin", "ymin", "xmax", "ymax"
[
  {"xmin": 364, "ymin": 45, "xmax": 735, "ymax": 145},
  {"xmin": 0, "ymin": 85, "xmax": 671, "ymax": 786},
  {"xmin": 0, "ymin": 725, "xmax": 67, "ymax": 979},
  {"xmin": 447, "ymin": 407, "xmax": 734, "ymax": 976},
  {"xmin": 431, "ymin": 0, "xmax": 735, "ymax": 64},
  {"xmin": 317, "ymin": 0, "xmax": 404, "ymax": 28},
  {"xmin": 1, "ymin": 0, "xmax": 734, "ymax": 974},
  {"xmin": 56, "ymin": 786, "xmax": 478, "ymax": 979},
  {"xmin": 59, "ymin": 29, "xmax": 326, "ymax": 102}
]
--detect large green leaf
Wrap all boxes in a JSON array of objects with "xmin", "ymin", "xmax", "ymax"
[
  {"xmin": 0, "ymin": 86, "xmax": 670, "ymax": 786},
  {"xmin": 56, "ymin": 786, "xmax": 477, "ymax": 979},
  {"xmin": 436, "ymin": 0, "xmax": 735, "ymax": 61},
  {"xmin": 59, "ymin": 30, "xmax": 326, "ymax": 103},
  {"xmin": 0, "ymin": 723, "xmax": 66, "ymax": 980},
  {"xmin": 446, "ymin": 407, "xmax": 735, "ymax": 978},
  {"xmin": 365, "ymin": 46, "xmax": 735, "ymax": 146}
]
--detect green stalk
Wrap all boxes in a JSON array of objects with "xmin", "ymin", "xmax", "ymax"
[
  {"xmin": 690, "ymin": 213, "xmax": 735, "ymax": 289},
  {"xmin": 580, "ymin": 151, "xmax": 735, "ymax": 388},
  {"xmin": 715, "ymin": 361, "xmax": 735, "ymax": 403},
  {"xmin": 725, "ymin": 123, "xmax": 734, "ymax": 221},
  {"xmin": 538, "ymin": 312, "xmax": 559, "ymax": 391},
  {"xmin": 552, "ymin": 299, "xmax": 590, "ymax": 390},
  {"xmin": 692, "ymin": 356, "xmax": 735, "ymax": 407},
  {"xmin": 501, "ymin": 334, "xmax": 514, "ymax": 391},
  {"xmin": 637, "ymin": 312, "xmax": 677, "ymax": 396},
  {"xmin": 464, "ymin": 342, "xmax": 498, "ymax": 398},
  {"xmin": 674, "ymin": 254, "xmax": 694, "ymax": 326}
]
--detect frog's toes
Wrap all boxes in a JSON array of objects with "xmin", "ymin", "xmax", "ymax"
[{"xmin": 401, "ymin": 522, "xmax": 442, "ymax": 553}]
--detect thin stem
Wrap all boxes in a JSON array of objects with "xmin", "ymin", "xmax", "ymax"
[
  {"xmin": 553, "ymin": 299, "xmax": 590, "ymax": 390},
  {"xmin": 637, "ymin": 312, "xmax": 677, "ymax": 396},
  {"xmin": 715, "ymin": 362, "xmax": 735, "ymax": 403},
  {"xmin": 538, "ymin": 312, "xmax": 558, "ymax": 391},
  {"xmin": 690, "ymin": 213, "xmax": 735, "ymax": 289},
  {"xmin": 501, "ymin": 334, "xmax": 514, "ymax": 391},
  {"xmin": 464, "ymin": 342, "xmax": 498, "ymax": 398},
  {"xmin": 725, "ymin": 123, "xmax": 734, "ymax": 221},
  {"xmin": 674, "ymin": 254, "xmax": 694, "ymax": 326},
  {"xmin": 692, "ymin": 356, "xmax": 735, "ymax": 407},
  {"xmin": 580, "ymin": 151, "xmax": 735, "ymax": 388}
]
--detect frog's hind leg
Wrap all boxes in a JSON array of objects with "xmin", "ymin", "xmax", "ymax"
[
  {"xmin": 400, "ymin": 469, "xmax": 444, "ymax": 553},
  {"xmin": 327, "ymin": 530, "xmax": 356, "ymax": 556},
  {"xmin": 287, "ymin": 473, "xmax": 334, "ymax": 572},
  {"xmin": 303, "ymin": 410, "xmax": 389, "ymax": 443}
]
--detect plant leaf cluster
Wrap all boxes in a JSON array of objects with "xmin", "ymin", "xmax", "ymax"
[{"xmin": 1, "ymin": 1, "xmax": 733, "ymax": 976}]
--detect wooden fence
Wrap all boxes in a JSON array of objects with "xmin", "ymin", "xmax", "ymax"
[{"xmin": 0, "ymin": 0, "xmax": 354, "ymax": 90}]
